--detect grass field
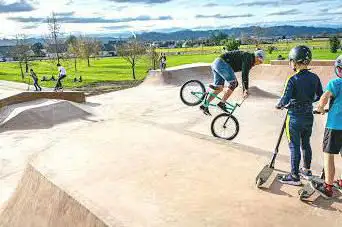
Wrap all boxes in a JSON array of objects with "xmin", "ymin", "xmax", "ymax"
[
  {"xmin": 0, "ymin": 57, "xmax": 149, "ymax": 88},
  {"xmin": 0, "ymin": 40, "xmax": 341, "ymax": 89},
  {"xmin": 157, "ymin": 39, "xmax": 332, "ymax": 53}
]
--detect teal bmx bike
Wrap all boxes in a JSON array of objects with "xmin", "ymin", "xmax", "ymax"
[{"xmin": 180, "ymin": 80, "xmax": 245, "ymax": 140}]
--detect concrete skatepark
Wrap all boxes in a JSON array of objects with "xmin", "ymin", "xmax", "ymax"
[{"xmin": 0, "ymin": 61, "xmax": 341, "ymax": 227}]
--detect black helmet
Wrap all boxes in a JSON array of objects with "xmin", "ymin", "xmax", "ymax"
[{"xmin": 288, "ymin": 45, "xmax": 312, "ymax": 65}]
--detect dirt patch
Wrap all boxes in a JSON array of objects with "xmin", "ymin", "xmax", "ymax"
[{"xmin": 72, "ymin": 80, "xmax": 143, "ymax": 97}]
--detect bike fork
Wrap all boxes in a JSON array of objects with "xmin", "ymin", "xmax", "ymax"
[{"xmin": 203, "ymin": 92, "xmax": 209, "ymax": 107}]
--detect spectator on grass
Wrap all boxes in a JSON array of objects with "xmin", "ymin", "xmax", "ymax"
[
  {"xmin": 30, "ymin": 69, "xmax": 42, "ymax": 91},
  {"xmin": 159, "ymin": 53, "xmax": 167, "ymax": 71}
]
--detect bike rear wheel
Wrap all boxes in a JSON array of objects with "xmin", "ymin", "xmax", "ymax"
[
  {"xmin": 211, "ymin": 113, "xmax": 239, "ymax": 140},
  {"xmin": 180, "ymin": 80, "xmax": 206, "ymax": 106}
]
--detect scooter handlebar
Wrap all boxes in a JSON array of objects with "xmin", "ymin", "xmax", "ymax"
[{"xmin": 313, "ymin": 109, "xmax": 329, "ymax": 114}]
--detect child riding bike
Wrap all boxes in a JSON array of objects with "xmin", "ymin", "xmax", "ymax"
[
  {"xmin": 200, "ymin": 49, "xmax": 265, "ymax": 115},
  {"xmin": 311, "ymin": 55, "xmax": 342, "ymax": 198}
]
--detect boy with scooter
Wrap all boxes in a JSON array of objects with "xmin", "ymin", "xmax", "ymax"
[
  {"xmin": 276, "ymin": 45, "xmax": 323, "ymax": 186},
  {"xmin": 311, "ymin": 55, "xmax": 342, "ymax": 198}
]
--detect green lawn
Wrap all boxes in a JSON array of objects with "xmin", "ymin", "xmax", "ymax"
[
  {"xmin": 166, "ymin": 49, "xmax": 341, "ymax": 66},
  {"xmin": 0, "ymin": 46, "xmax": 340, "ymax": 89},
  {"xmin": 0, "ymin": 57, "xmax": 149, "ymax": 88}
]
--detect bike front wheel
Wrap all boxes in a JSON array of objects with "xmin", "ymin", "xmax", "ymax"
[
  {"xmin": 180, "ymin": 80, "xmax": 206, "ymax": 106},
  {"xmin": 211, "ymin": 113, "xmax": 239, "ymax": 140}
]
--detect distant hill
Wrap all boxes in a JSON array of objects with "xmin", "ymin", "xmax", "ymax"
[
  {"xmin": 1, "ymin": 25, "xmax": 341, "ymax": 46},
  {"xmin": 137, "ymin": 26, "xmax": 342, "ymax": 41}
]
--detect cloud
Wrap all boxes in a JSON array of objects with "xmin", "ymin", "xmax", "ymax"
[
  {"xmin": 203, "ymin": 3, "xmax": 218, "ymax": 7},
  {"xmin": 114, "ymin": 5, "xmax": 128, "ymax": 11},
  {"xmin": 7, "ymin": 15, "xmax": 173, "ymax": 23},
  {"xmin": 8, "ymin": 16, "xmax": 43, "ymax": 23},
  {"xmin": 55, "ymin": 11, "xmax": 75, "ymax": 17},
  {"xmin": 103, "ymin": 25, "xmax": 132, "ymax": 30},
  {"xmin": 196, "ymin": 14, "xmax": 254, "ymax": 19},
  {"xmin": 267, "ymin": 9, "xmax": 300, "ymax": 16},
  {"xmin": 108, "ymin": 0, "xmax": 172, "ymax": 4},
  {"xmin": 0, "ymin": 0, "xmax": 35, "ymax": 13},
  {"xmin": 317, "ymin": 7, "xmax": 342, "ymax": 15},
  {"xmin": 236, "ymin": 1, "xmax": 278, "ymax": 6},
  {"xmin": 288, "ymin": 17, "xmax": 333, "ymax": 23},
  {"xmin": 66, "ymin": 0, "xmax": 74, "ymax": 5},
  {"xmin": 236, "ymin": 0, "xmax": 335, "ymax": 7},
  {"xmin": 22, "ymin": 24, "xmax": 39, "ymax": 29}
]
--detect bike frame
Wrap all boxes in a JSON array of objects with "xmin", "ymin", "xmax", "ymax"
[{"xmin": 191, "ymin": 91, "xmax": 239, "ymax": 114}]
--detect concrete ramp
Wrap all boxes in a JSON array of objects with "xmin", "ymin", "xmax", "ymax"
[
  {"xmin": 0, "ymin": 119, "xmax": 341, "ymax": 227},
  {"xmin": 144, "ymin": 63, "xmax": 334, "ymax": 89},
  {"xmin": 0, "ymin": 164, "xmax": 107, "ymax": 227},
  {"xmin": 0, "ymin": 63, "xmax": 341, "ymax": 227},
  {"xmin": 0, "ymin": 99, "xmax": 93, "ymax": 132},
  {"xmin": 0, "ymin": 91, "xmax": 86, "ymax": 109},
  {"xmin": 144, "ymin": 63, "xmax": 212, "ymax": 86}
]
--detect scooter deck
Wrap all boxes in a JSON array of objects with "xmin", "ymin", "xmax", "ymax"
[
  {"xmin": 255, "ymin": 165, "xmax": 273, "ymax": 187},
  {"xmin": 299, "ymin": 177, "xmax": 324, "ymax": 201}
]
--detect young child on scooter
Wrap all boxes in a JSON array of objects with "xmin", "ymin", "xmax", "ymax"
[
  {"xmin": 311, "ymin": 55, "xmax": 342, "ymax": 198},
  {"xmin": 276, "ymin": 45, "xmax": 323, "ymax": 186}
]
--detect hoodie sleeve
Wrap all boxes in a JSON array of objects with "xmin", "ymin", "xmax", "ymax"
[
  {"xmin": 241, "ymin": 54, "xmax": 253, "ymax": 91},
  {"xmin": 277, "ymin": 77, "xmax": 294, "ymax": 107},
  {"xmin": 314, "ymin": 78, "xmax": 324, "ymax": 102}
]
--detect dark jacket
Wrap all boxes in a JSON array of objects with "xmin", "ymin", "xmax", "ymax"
[
  {"xmin": 277, "ymin": 69, "xmax": 323, "ymax": 114},
  {"xmin": 30, "ymin": 71, "xmax": 38, "ymax": 80},
  {"xmin": 220, "ymin": 50, "xmax": 255, "ymax": 91}
]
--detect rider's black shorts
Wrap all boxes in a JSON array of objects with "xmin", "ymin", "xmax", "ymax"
[{"xmin": 323, "ymin": 128, "xmax": 342, "ymax": 155}]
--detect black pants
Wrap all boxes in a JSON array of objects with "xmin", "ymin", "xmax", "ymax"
[
  {"xmin": 33, "ymin": 78, "xmax": 42, "ymax": 91},
  {"xmin": 55, "ymin": 75, "xmax": 66, "ymax": 90}
]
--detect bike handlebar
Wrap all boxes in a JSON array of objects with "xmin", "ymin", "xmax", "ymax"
[{"xmin": 236, "ymin": 97, "xmax": 247, "ymax": 107}]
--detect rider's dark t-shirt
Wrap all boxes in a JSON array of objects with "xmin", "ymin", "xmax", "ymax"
[{"xmin": 220, "ymin": 50, "xmax": 255, "ymax": 91}]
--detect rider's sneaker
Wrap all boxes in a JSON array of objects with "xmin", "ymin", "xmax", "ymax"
[
  {"xmin": 278, "ymin": 173, "xmax": 302, "ymax": 186},
  {"xmin": 310, "ymin": 181, "xmax": 333, "ymax": 199},
  {"xmin": 200, "ymin": 105, "xmax": 211, "ymax": 116},
  {"xmin": 217, "ymin": 102, "xmax": 228, "ymax": 112},
  {"xmin": 300, "ymin": 168, "xmax": 313, "ymax": 180},
  {"xmin": 333, "ymin": 179, "xmax": 342, "ymax": 193},
  {"xmin": 209, "ymin": 84, "xmax": 220, "ymax": 90}
]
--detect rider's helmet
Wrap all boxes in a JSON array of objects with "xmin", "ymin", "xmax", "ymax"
[
  {"xmin": 254, "ymin": 49, "xmax": 265, "ymax": 62},
  {"xmin": 288, "ymin": 45, "xmax": 312, "ymax": 65},
  {"xmin": 335, "ymin": 55, "xmax": 342, "ymax": 78}
]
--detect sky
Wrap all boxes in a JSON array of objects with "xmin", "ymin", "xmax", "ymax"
[{"xmin": 0, "ymin": 0, "xmax": 341, "ymax": 38}]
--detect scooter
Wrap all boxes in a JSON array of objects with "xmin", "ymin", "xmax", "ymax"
[{"xmin": 255, "ymin": 112, "xmax": 288, "ymax": 188}]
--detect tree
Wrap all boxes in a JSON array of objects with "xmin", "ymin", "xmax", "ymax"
[
  {"xmin": 66, "ymin": 35, "xmax": 80, "ymax": 72},
  {"xmin": 210, "ymin": 31, "xmax": 228, "ymax": 45},
  {"xmin": 148, "ymin": 45, "xmax": 159, "ymax": 70},
  {"xmin": 31, "ymin": 42, "xmax": 44, "ymax": 57},
  {"xmin": 47, "ymin": 12, "xmax": 62, "ymax": 64},
  {"xmin": 222, "ymin": 39, "xmax": 240, "ymax": 51},
  {"xmin": 11, "ymin": 34, "xmax": 31, "ymax": 79},
  {"xmin": 267, "ymin": 45, "xmax": 276, "ymax": 54},
  {"xmin": 117, "ymin": 38, "xmax": 146, "ymax": 80},
  {"xmin": 329, "ymin": 36, "xmax": 340, "ymax": 53},
  {"xmin": 253, "ymin": 26, "xmax": 266, "ymax": 45},
  {"xmin": 78, "ymin": 36, "xmax": 102, "ymax": 67}
]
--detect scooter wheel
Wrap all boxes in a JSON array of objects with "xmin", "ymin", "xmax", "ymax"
[
  {"xmin": 298, "ymin": 189, "xmax": 304, "ymax": 196},
  {"xmin": 256, "ymin": 178, "xmax": 263, "ymax": 189}
]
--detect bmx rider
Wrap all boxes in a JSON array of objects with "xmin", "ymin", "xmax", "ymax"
[{"xmin": 200, "ymin": 49, "xmax": 265, "ymax": 115}]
